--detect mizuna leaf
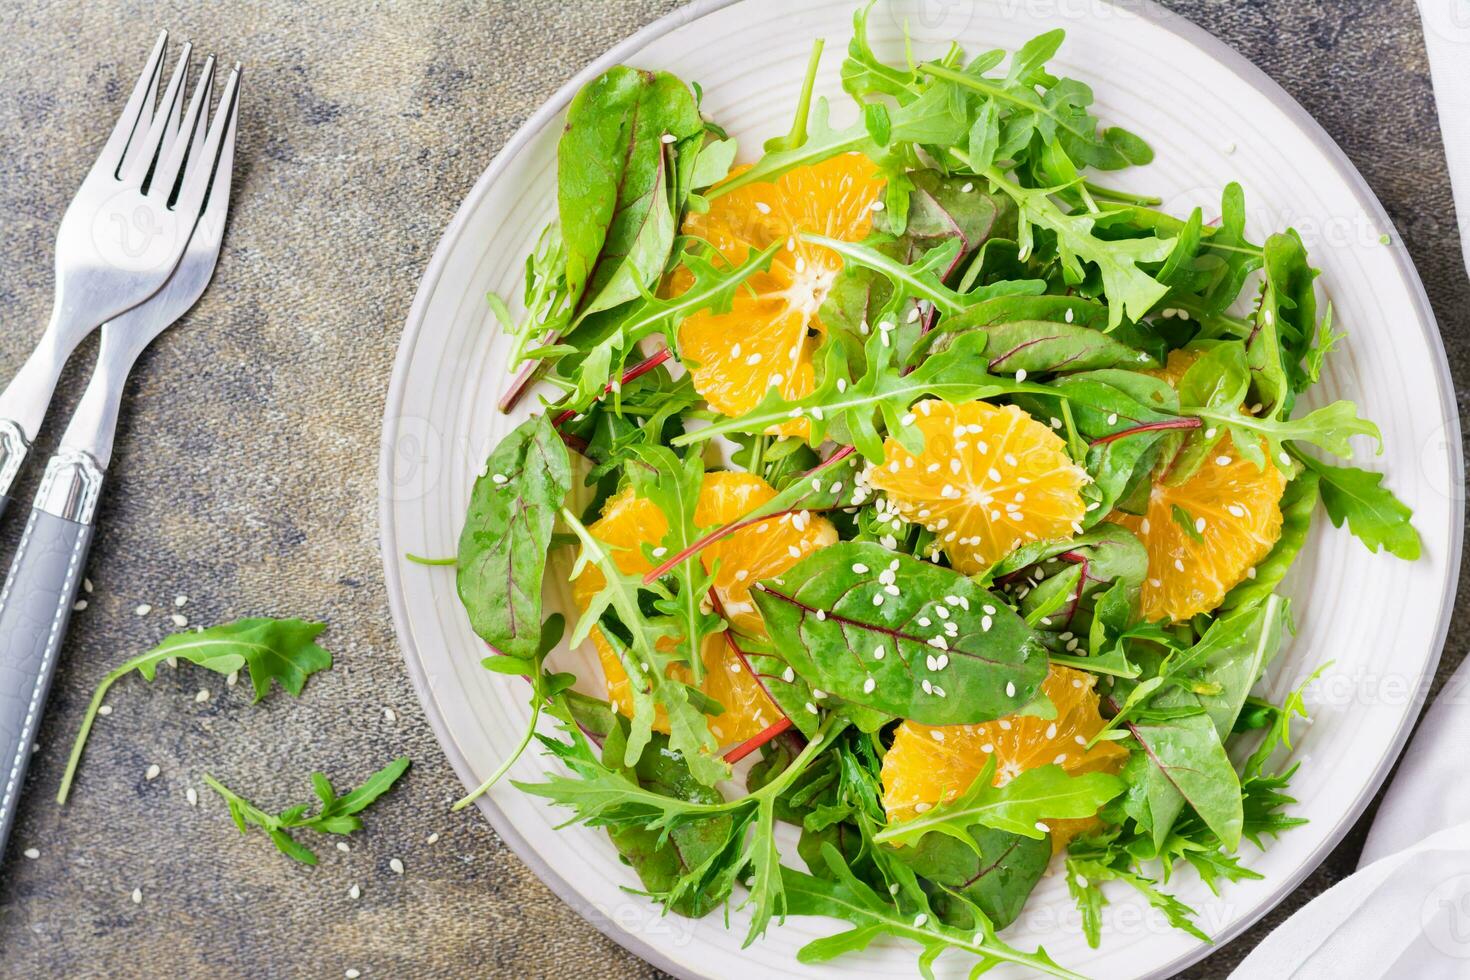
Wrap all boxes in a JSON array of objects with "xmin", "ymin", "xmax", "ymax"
[
  {"xmin": 751, "ymin": 541, "xmax": 1048, "ymax": 725},
  {"xmin": 457, "ymin": 414, "xmax": 573, "ymax": 659}
]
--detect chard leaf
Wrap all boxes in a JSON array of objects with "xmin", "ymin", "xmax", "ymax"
[
  {"xmin": 752, "ymin": 541, "xmax": 1047, "ymax": 726},
  {"xmin": 601, "ymin": 726, "xmax": 733, "ymax": 917},
  {"xmin": 874, "ymin": 756, "xmax": 1124, "ymax": 847},
  {"xmin": 896, "ymin": 824, "xmax": 1049, "ymax": 930},
  {"xmin": 457, "ymin": 414, "xmax": 572, "ymax": 658},
  {"xmin": 1298, "ymin": 455, "xmax": 1421, "ymax": 560},
  {"xmin": 558, "ymin": 67, "xmax": 703, "ymax": 318}
]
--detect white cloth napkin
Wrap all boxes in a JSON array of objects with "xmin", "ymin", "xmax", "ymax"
[{"xmin": 1231, "ymin": 4, "xmax": 1470, "ymax": 975}]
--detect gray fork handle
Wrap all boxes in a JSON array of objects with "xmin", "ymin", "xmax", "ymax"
[{"xmin": 0, "ymin": 452, "xmax": 102, "ymax": 858}]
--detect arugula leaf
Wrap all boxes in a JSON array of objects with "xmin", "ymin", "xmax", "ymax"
[
  {"xmin": 753, "ymin": 541, "xmax": 1048, "ymax": 725},
  {"xmin": 559, "ymin": 67, "xmax": 703, "ymax": 318},
  {"xmin": 203, "ymin": 757, "xmax": 410, "ymax": 865},
  {"xmin": 624, "ymin": 444, "xmax": 722, "ymax": 683},
  {"xmin": 1297, "ymin": 455, "xmax": 1421, "ymax": 559},
  {"xmin": 562, "ymin": 507, "xmax": 728, "ymax": 786},
  {"xmin": 977, "ymin": 167, "xmax": 1171, "ymax": 329},
  {"xmin": 457, "ymin": 414, "xmax": 573, "ymax": 659},
  {"xmin": 874, "ymin": 756, "xmax": 1123, "ymax": 847},
  {"xmin": 783, "ymin": 844, "xmax": 1084, "ymax": 978},
  {"xmin": 58, "ymin": 618, "xmax": 334, "ymax": 804}
]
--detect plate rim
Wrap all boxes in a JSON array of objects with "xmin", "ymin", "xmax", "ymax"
[{"xmin": 378, "ymin": 2, "xmax": 1464, "ymax": 977}]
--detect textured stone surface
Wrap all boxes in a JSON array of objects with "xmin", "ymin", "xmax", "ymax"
[{"xmin": 0, "ymin": 1, "xmax": 1462, "ymax": 978}]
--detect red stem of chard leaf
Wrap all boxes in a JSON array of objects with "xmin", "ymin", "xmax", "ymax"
[
  {"xmin": 551, "ymin": 347, "xmax": 673, "ymax": 429},
  {"xmin": 499, "ymin": 355, "xmax": 549, "ymax": 414},
  {"xmin": 723, "ymin": 717, "xmax": 794, "ymax": 763},
  {"xmin": 642, "ymin": 444, "xmax": 858, "ymax": 584},
  {"xmin": 1088, "ymin": 417, "xmax": 1201, "ymax": 447}
]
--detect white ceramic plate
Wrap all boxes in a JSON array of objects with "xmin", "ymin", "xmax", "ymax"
[{"xmin": 379, "ymin": 2, "xmax": 1462, "ymax": 976}]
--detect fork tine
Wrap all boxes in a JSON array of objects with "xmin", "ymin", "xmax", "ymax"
[
  {"xmin": 194, "ymin": 66, "xmax": 238, "ymax": 243},
  {"xmin": 120, "ymin": 41, "xmax": 191, "ymax": 189},
  {"xmin": 94, "ymin": 30, "xmax": 168, "ymax": 180},
  {"xmin": 174, "ymin": 64, "xmax": 239, "ymax": 220},
  {"xmin": 152, "ymin": 54, "xmax": 215, "ymax": 204}
]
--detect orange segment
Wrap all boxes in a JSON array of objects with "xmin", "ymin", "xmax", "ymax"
[
  {"xmin": 570, "ymin": 471, "xmax": 836, "ymax": 744},
  {"xmin": 675, "ymin": 155, "xmax": 885, "ymax": 435},
  {"xmin": 1107, "ymin": 350, "xmax": 1287, "ymax": 622},
  {"xmin": 881, "ymin": 665, "xmax": 1125, "ymax": 853},
  {"xmin": 867, "ymin": 399, "xmax": 1088, "ymax": 574}
]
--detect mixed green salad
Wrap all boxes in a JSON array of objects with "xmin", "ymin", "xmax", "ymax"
[{"xmin": 450, "ymin": 5, "xmax": 1420, "ymax": 976}]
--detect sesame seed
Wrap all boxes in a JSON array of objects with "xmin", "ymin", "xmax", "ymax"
[
  {"xmin": 1065, "ymin": 308, "xmax": 1075, "ymax": 323},
  {"xmin": 981, "ymin": 615, "xmax": 993, "ymax": 632},
  {"xmin": 921, "ymin": 679, "xmax": 933, "ymax": 694},
  {"xmin": 870, "ymin": 200, "xmax": 885, "ymax": 211},
  {"xmin": 1015, "ymin": 369, "xmax": 1027, "ymax": 382},
  {"xmin": 1045, "ymin": 723, "xmax": 1057, "ymax": 739},
  {"xmin": 1195, "ymin": 517, "xmax": 1207, "ymax": 533},
  {"xmin": 348, "ymin": 885, "xmax": 361, "ymax": 900},
  {"xmin": 1216, "ymin": 455, "xmax": 1232, "ymax": 466},
  {"xmin": 872, "ymin": 593, "xmax": 884, "ymax": 606},
  {"xmin": 873, "ymin": 645, "xmax": 886, "ymax": 660},
  {"xmin": 98, "ymin": 705, "xmax": 112, "ymax": 716},
  {"xmin": 390, "ymin": 858, "xmax": 405, "ymax": 875},
  {"xmin": 782, "ymin": 666, "xmax": 796, "ymax": 683},
  {"xmin": 914, "ymin": 913, "xmax": 929, "ymax": 927},
  {"xmin": 131, "ymin": 887, "xmax": 142, "ymax": 905},
  {"xmin": 186, "ymin": 787, "xmax": 198, "ymax": 806},
  {"xmin": 984, "ymin": 605, "xmax": 996, "ymax": 615},
  {"xmin": 23, "ymin": 847, "xmax": 38, "ymax": 860},
  {"xmin": 1053, "ymin": 753, "xmax": 1068, "ymax": 765},
  {"xmin": 1247, "ymin": 567, "xmax": 1257, "ymax": 579},
  {"xmin": 384, "ymin": 707, "xmax": 398, "ymax": 723},
  {"xmin": 852, "ymin": 563, "xmax": 869, "ymax": 574},
  {"xmin": 961, "ymin": 181, "xmax": 974, "ymax": 192},
  {"xmin": 227, "ymin": 671, "xmax": 239, "ymax": 688},
  {"xmin": 1035, "ymin": 821, "xmax": 1050, "ymax": 834},
  {"xmin": 863, "ymin": 676, "xmax": 876, "ymax": 694},
  {"xmin": 1050, "ymin": 417, "xmax": 1062, "ymax": 428},
  {"xmin": 1106, "ymin": 413, "xmax": 1118, "ymax": 425},
  {"xmin": 1174, "ymin": 558, "xmax": 1185, "ymax": 572},
  {"xmin": 755, "ymin": 201, "xmax": 771, "ymax": 214},
  {"xmin": 145, "ymin": 764, "xmax": 160, "ymax": 781},
  {"xmin": 815, "ymin": 609, "xmax": 827, "ymax": 621},
  {"xmin": 174, "ymin": 595, "xmax": 187, "ymax": 607},
  {"xmin": 982, "ymin": 743, "xmax": 994, "ymax": 753},
  {"xmin": 134, "ymin": 604, "xmax": 151, "ymax": 616},
  {"xmin": 1005, "ymin": 681, "xmax": 1016, "ymax": 698},
  {"xmin": 337, "ymin": 841, "xmax": 350, "ymax": 853},
  {"xmin": 195, "ymin": 689, "xmax": 210, "ymax": 703},
  {"xmin": 427, "ymin": 832, "xmax": 440, "ymax": 845},
  {"xmin": 490, "ymin": 474, "xmax": 507, "ymax": 485},
  {"xmin": 987, "ymin": 467, "xmax": 1001, "ymax": 482},
  {"xmin": 171, "ymin": 614, "xmax": 188, "ymax": 628},
  {"xmin": 805, "ymin": 702, "xmax": 819, "ymax": 715},
  {"xmin": 660, "ymin": 133, "xmax": 677, "ymax": 144},
  {"xmin": 84, "ymin": 578, "xmax": 94, "ymax": 594},
  {"xmin": 72, "ymin": 600, "xmax": 87, "ymax": 611}
]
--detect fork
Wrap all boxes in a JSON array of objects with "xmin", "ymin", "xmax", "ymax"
[
  {"xmin": 0, "ymin": 31, "xmax": 212, "ymax": 518},
  {"xmin": 0, "ymin": 50, "xmax": 241, "ymax": 856}
]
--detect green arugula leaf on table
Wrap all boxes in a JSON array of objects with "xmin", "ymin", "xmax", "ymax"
[
  {"xmin": 456, "ymin": 414, "xmax": 573, "ymax": 659},
  {"xmin": 752, "ymin": 541, "xmax": 1048, "ymax": 725},
  {"xmin": 873, "ymin": 756, "xmax": 1124, "ymax": 847},
  {"xmin": 558, "ymin": 66, "xmax": 704, "ymax": 319},
  {"xmin": 58, "ymin": 618, "xmax": 334, "ymax": 804},
  {"xmin": 203, "ymin": 757, "xmax": 411, "ymax": 865}
]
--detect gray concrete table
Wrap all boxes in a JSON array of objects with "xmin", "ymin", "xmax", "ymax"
[{"xmin": 0, "ymin": 1, "xmax": 1463, "ymax": 977}]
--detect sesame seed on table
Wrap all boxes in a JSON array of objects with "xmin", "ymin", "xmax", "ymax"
[{"xmin": 0, "ymin": 1, "xmax": 1463, "ymax": 979}]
